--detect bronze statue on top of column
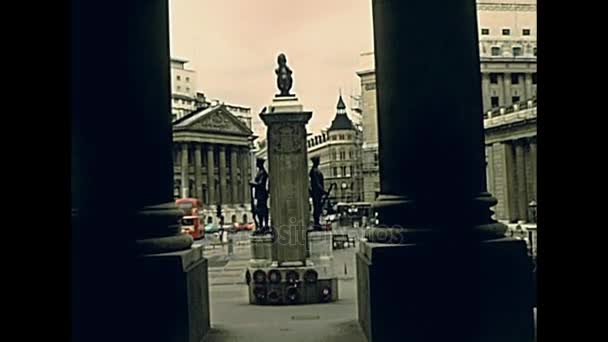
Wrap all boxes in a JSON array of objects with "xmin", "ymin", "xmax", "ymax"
[{"xmin": 275, "ymin": 53, "xmax": 293, "ymax": 97}]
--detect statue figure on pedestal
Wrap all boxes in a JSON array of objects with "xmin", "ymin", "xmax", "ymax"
[
  {"xmin": 309, "ymin": 156, "xmax": 328, "ymax": 231},
  {"xmin": 250, "ymin": 157, "xmax": 270, "ymax": 235},
  {"xmin": 275, "ymin": 53, "xmax": 293, "ymax": 96}
]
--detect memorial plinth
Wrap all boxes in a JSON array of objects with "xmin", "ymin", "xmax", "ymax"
[{"xmin": 247, "ymin": 93, "xmax": 338, "ymax": 305}]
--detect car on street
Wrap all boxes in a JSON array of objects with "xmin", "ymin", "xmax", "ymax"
[
  {"xmin": 204, "ymin": 222, "xmax": 222, "ymax": 234},
  {"xmin": 234, "ymin": 222, "xmax": 254, "ymax": 232}
]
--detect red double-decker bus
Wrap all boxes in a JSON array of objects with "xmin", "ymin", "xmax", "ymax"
[{"xmin": 176, "ymin": 198, "xmax": 204, "ymax": 240}]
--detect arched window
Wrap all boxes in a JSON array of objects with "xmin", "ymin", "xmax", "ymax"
[
  {"xmin": 243, "ymin": 214, "xmax": 248, "ymax": 223},
  {"xmin": 231, "ymin": 214, "xmax": 237, "ymax": 223}
]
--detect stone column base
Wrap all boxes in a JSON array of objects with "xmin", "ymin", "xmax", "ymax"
[
  {"xmin": 356, "ymin": 238, "xmax": 534, "ymax": 342},
  {"xmin": 134, "ymin": 245, "xmax": 210, "ymax": 342}
]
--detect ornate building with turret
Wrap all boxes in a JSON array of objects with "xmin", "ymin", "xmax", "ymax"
[{"xmin": 306, "ymin": 95, "xmax": 364, "ymax": 204}]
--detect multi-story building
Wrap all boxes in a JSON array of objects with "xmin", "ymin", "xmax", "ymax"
[
  {"xmin": 170, "ymin": 58, "xmax": 207, "ymax": 121},
  {"xmin": 356, "ymin": 52, "xmax": 381, "ymax": 202},
  {"xmin": 356, "ymin": 0, "xmax": 537, "ymax": 203},
  {"xmin": 478, "ymin": 0, "xmax": 537, "ymax": 112},
  {"xmin": 306, "ymin": 95, "xmax": 364, "ymax": 204}
]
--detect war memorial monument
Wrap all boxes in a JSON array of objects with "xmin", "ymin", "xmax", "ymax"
[{"xmin": 246, "ymin": 54, "xmax": 338, "ymax": 305}]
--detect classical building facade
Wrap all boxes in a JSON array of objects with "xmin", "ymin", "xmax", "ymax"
[
  {"xmin": 478, "ymin": 0, "xmax": 537, "ymax": 112},
  {"xmin": 306, "ymin": 95, "xmax": 364, "ymax": 204},
  {"xmin": 484, "ymin": 98, "xmax": 537, "ymax": 223},
  {"xmin": 172, "ymin": 104, "xmax": 256, "ymax": 225}
]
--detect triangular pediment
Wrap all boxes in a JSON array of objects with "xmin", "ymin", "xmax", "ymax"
[{"xmin": 175, "ymin": 105, "xmax": 253, "ymax": 136}]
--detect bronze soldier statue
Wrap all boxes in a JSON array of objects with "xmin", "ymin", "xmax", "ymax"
[
  {"xmin": 275, "ymin": 53, "xmax": 293, "ymax": 97},
  {"xmin": 250, "ymin": 157, "xmax": 270, "ymax": 234},
  {"xmin": 309, "ymin": 156, "xmax": 328, "ymax": 231}
]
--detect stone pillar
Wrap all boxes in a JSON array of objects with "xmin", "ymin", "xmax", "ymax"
[
  {"xmin": 219, "ymin": 145, "xmax": 227, "ymax": 205},
  {"xmin": 241, "ymin": 147, "xmax": 250, "ymax": 204},
  {"xmin": 529, "ymin": 137, "xmax": 537, "ymax": 201},
  {"xmin": 230, "ymin": 147, "xmax": 239, "ymax": 204},
  {"xmin": 181, "ymin": 143, "xmax": 189, "ymax": 198},
  {"xmin": 505, "ymin": 141, "xmax": 518, "ymax": 222},
  {"xmin": 357, "ymin": 1, "xmax": 533, "ymax": 341},
  {"xmin": 481, "ymin": 73, "xmax": 491, "ymax": 112},
  {"xmin": 261, "ymin": 97, "xmax": 312, "ymax": 266},
  {"xmin": 504, "ymin": 72, "xmax": 512, "ymax": 106},
  {"xmin": 206, "ymin": 144, "xmax": 215, "ymax": 205},
  {"xmin": 524, "ymin": 73, "xmax": 533, "ymax": 100},
  {"xmin": 71, "ymin": 1, "xmax": 208, "ymax": 341},
  {"xmin": 194, "ymin": 144, "xmax": 202, "ymax": 201},
  {"xmin": 515, "ymin": 140, "xmax": 528, "ymax": 221}
]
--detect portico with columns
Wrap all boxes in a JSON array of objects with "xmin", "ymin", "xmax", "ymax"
[{"xmin": 173, "ymin": 104, "xmax": 255, "ymax": 225}]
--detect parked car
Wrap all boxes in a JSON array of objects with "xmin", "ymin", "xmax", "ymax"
[
  {"xmin": 204, "ymin": 222, "xmax": 222, "ymax": 234},
  {"xmin": 234, "ymin": 222, "xmax": 254, "ymax": 232}
]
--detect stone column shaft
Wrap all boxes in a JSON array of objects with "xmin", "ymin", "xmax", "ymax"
[
  {"xmin": 481, "ymin": 73, "xmax": 491, "ymax": 112},
  {"xmin": 524, "ymin": 73, "xmax": 533, "ymax": 100},
  {"xmin": 206, "ymin": 145, "xmax": 215, "ymax": 205},
  {"xmin": 194, "ymin": 144, "xmax": 202, "ymax": 201},
  {"xmin": 219, "ymin": 145, "xmax": 227, "ymax": 205},
  {"xmin": 241, "ymin": 147, "xmax": 250, "ymax": 204},
  {"xmin": 230, "ymin": 147, "xmax": 239, "ymax": 204},
  {"xmin": 515, "ymin": 140, "xmax": 528, "ymax": 221},
  {"xmin": 529, "ymin": 138, "xmax": 537, "ymax": 200},
  {"xmin": 368, "ymin": 0, "xmax": 502, "ymax": 237},
  {"xmin": 181, "ymin": 143, "xmax": 189, "ymax": 198},
  {"xmin": 504, "ymin": 72, "xmax": 512, "ymax": 106}
]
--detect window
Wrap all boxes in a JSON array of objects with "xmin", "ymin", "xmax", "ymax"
[
  {"xmin": 532, "ymin": 73, "xmax": 537, "ymax": 85},
  {"xmin": 339, "ymin": 134, "xmax": 344, "ymax": 140},
  {"xmin": 512, "ymin": 96, "xmax": 520, "ymax": 103},
  {"xmin": 491, "ymin": 47, "xmax": 501, "ymax": 56},
  {"xmin": 347, "ymin": 134, "xmax": 352, "ymax": 140},
  {"xmin": 481, "ymin": 28, "xmax": 489, "ymax": 35},
  {"xmin": 342, "ymin": 166, "xmax": 347, "ymax": 176},
  {"xmin": 523, "ymin": 29, "xmax": 531, "ymax": 36},
  {"xmin": 349, "ymin": 151, "xmax": 353, "ymax": 159},
  {"xmin": 511, "ymin": 73, "xmax": 520, "ymax": 84},
  {"xmin": 332, "ymin": 151, "xmax": 337, "ymax": 160},
  {"xmin": 186, "ymin": 87, "xmax": 190, "ymax": 92},
  {"xmin": 533, "ymin": 47, "xmax": 537, "ymax": 56},
  {"xmin": 491, "ymin": 96, "xmax": 500, "ymax": 108},
  {"xmin": 502, "ymin": 28, "xmax": 510, "ymax": 35},
  {"xmin": 177, "ymin": 75, "xmax": 181, "ymax": 80},
  {"xmin": 350, "ymin": 166, "xmax": 353, "ymax": 176},
  {"xmin": 186, "ymin": 77, "xmax": 190, "ymax": 82},
  {"xmin": 177, "ymin": 86, "xmax": 181, "ymax": 91},
  {"xmin": 365, "ymin": 83, "xmax": 376, "ymax": 91},
  {"xmin": 333, "ymin": 167, "xmax": 338, "ymax": 177},
  {"xmin": 489, "ymin": 73, "xmax": 498, "ymax": 84},
  {"xmin": 512, "ymin": 46, "xmax": 522, "ymax": 57}
]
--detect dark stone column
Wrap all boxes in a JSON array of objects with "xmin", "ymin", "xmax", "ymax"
[
  {"xmin": 368, "ymin": 0, "xmax": 505, "ymax": 242},
  {"xmin": 357, "ymin": 1, "xmax": 534, "ymax": 341},
  {"xmin": 71, "ymin": 1, "xmax": 208, "ymax": 341},
  {"xmin": 181, "ymin": 143, "xmax": 189, "ymax": 198},
  {"xmin": 241, "ymin": 146, "xmax": 251, "ymax": 204}
]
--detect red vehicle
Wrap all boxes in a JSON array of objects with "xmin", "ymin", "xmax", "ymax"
[
  {"xmin": 176, "ymin": 198, "xmax": 204, "ymax": 240},
  {"xmin": 234, "ymin": 222, "xmax": 254, "ymax": 232}
]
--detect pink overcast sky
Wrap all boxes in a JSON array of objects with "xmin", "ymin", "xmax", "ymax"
[{"xmin": 169, "ymin": 0, "xmax": 374, "ymax": 137}]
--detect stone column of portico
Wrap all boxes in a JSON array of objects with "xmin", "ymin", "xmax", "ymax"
[
  {"xmin": 219, "ymin": 145, "xmax": 227, "ymax": 207},
  {"xmin": 481, "ymin": 73, "xmax": 491, "ymax": 112},
  {"xmin": 504, "ymin": 72, "xmax": 513, "ymax": 106},
  {"xmin": 524, "ymin": 73, "xmax": 533, "ymax": 100},
  {"xmin": 206, "ymin": 144, "xmax": 215, "ymax": 205},
  {"xmin": 241, "ymin": 146, "xmax": 250, "ymax": 204},
  {"xmin": 194, "ymin": 144, "xmax": 202, "ymax": 201},
  {"xmin": 71, "ymin": 1, "xmax": 208, "ymax": 342},
  {"xmin": 515, "ymin": 139, "xmax": 528, "ymax": 221},
  {"xmin": 181, "ymin": 143, "xmax": 189, "ymax": 198},
  {"xmin": 230, "ymin": 147, "xmax": 239, "ymax": 205},
  {"xmin": 358, "ymin": 1, "xmax": 533, "ymax": 341},
  {"xmin": 529, "ymin": 137, "xmax": 537, "ymax": 201}
]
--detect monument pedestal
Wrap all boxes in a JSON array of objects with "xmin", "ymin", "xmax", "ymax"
[
  {"xmin": 134, "ymin": 245, "xmax": 210, "ymax": 342},
  {"xmin": 356, "ymin": 238, "xmax": 535, "ymax": 342},
  {"xmin": 250, "ymin": 234, "xmax": 274, "ymax": 268}
]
